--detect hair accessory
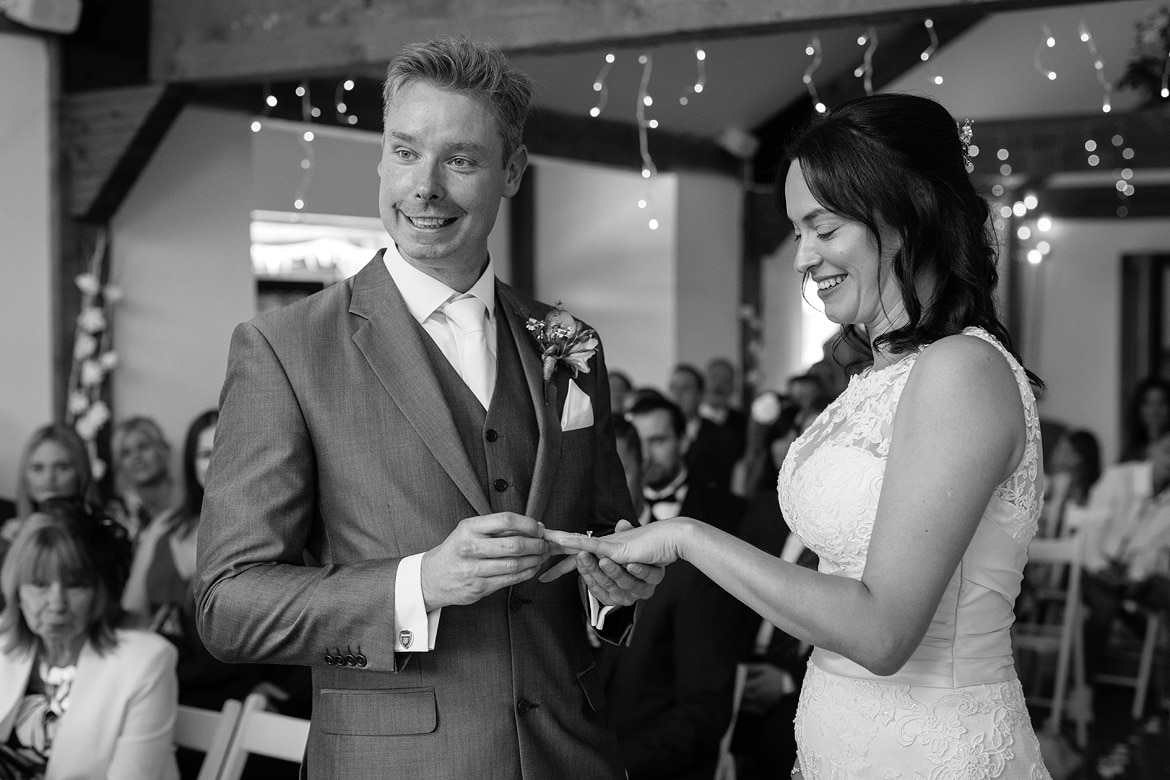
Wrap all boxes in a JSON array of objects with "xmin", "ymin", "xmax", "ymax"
[{"xmin": 957, "ymin": 119, "xmax": 975, "ymax": 172}]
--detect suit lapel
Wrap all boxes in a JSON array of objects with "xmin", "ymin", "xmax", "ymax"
[
  {"xmin": 498, "ymin": 284, "xmax": 562, "ymax": 523},
  {"xmin": 350, "ymin": 254, "xmax": 491, "ymax": 515}
]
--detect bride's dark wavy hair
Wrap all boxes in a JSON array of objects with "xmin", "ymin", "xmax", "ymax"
[{"xmin": 779, "ymin": 93, "xmax": 1041, "ymax": 388}]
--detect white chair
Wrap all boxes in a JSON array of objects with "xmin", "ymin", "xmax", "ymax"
[
  {"xmin": 1014, "ymin": 533, "xmax": 1090, "ymax": 748},
  {"xmin": 219, "ymin": 692, "xmax": 311, "ymax": 780},
  {"xmin": 174, "ymin": 699, "xmax": 243, "ymax": 780},
  {"xmin": 713, "ymin": 662, "xmax": 749, "ymax": 780}
]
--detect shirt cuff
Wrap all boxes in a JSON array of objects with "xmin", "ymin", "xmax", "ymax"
[
  {"xmin": 587, "ymin": 591, "xmax": 618, "ymax": 631},
  {"xmin": 394, "ymin": 553, "xmax": 442, "ymax": 652}
]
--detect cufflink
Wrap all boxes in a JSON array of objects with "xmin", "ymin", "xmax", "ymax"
[{"xmin": 399, "ymin": 629, "xmax": 413, "ymax": 649}]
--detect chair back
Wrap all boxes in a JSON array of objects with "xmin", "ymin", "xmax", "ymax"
[
  {"xmin": 1015, "ymin": 533, "xmax": 1088, "ymax": 747},
  {"xmin": 219, "ymin": 692, "xmax": 310, "ymax": 780},
  {"xmin": 174, "ymin": 699, "xmax": 243, "ymax": 780},
  {"xmin": 713, "ymin": 662, "xmax": 750, "ymax": 780}
]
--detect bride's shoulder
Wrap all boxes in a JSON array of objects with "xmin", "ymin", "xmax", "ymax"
[{"xmin": 905, "ymin": 333, "xmax": 1021, "ymax": 414}]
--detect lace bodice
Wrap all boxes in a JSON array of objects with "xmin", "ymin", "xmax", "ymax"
[{"xmin": 778, "ymin": 327, "xmax": 1043, "ymax": 687}]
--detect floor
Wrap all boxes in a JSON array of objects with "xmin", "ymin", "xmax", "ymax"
[{"xmin": 1048, "ymin": 685, "xmax": 1170, "ymax": 779}]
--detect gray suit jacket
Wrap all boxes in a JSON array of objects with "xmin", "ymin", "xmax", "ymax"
[{"xmin": 195, "ymin": 253, "xmax": 633, "ymax": 779}]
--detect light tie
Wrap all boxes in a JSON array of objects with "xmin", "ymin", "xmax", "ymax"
[{"xmin": 443, "ymin": 295, "xmax": 494, "ymax": 408}]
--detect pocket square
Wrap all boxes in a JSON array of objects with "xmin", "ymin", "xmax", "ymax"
[{"xmin": 560, "ymin": 379, "xmax": 595, "ymax": 432}]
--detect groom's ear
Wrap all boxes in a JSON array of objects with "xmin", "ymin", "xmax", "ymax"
[{"xmin": 503, "ymin": 145, "xmax": 529, "ymax": 198}]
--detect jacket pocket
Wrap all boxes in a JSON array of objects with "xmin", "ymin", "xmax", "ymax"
[
  {"xmin": 576, "ymin": 663, "xmax": 606, "ymax": 712},
  {"xmin": 317, "ymin": 687, "xmax": 437, "ymax": 735}
]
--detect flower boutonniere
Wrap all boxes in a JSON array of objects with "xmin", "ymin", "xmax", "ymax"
[{"xmin": 525, "ymin": 303, "xmax": 599, "ymax": 384}]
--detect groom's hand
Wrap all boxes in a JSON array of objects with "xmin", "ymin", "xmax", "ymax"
[
  {"xmin": 575, "ymin": 520, "xmax": 665, "ymax": 607},
  {"xmin": 420, "ymin": 513, "xmax": 550, "ymax": 610}
]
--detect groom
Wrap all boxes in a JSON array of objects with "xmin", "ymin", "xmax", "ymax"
[{"xmin": 195, "ymin": 37, "xmax": 661, "ymax": 779}]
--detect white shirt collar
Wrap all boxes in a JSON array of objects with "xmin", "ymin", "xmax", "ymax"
[{"xmin": 382, "ymin": 243, "xmax": 496, "ymax": 324}]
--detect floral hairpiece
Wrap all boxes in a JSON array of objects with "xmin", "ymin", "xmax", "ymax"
[
  {"xmin": 525, "ymin": 303, "xmax": 599, "ymax": 383},
  {"xmin": 957, "ymin": 118, "xmax": 975, "ymax": 173}
]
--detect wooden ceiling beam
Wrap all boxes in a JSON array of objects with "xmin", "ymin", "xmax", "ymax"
[{"xmin": 150, "ymin": 0, "xmax": 1135, "ymax": 85}]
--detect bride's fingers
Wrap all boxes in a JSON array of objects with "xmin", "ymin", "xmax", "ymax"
[
  {"xmin": 537, "ymin": 555, "xmax": 579, "ymax": 583},
  {"xmin": 542, "ymin": 528, "xmax": 601, "ymax": 552}
]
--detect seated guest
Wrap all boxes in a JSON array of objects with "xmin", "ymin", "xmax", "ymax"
[
  {"xmin": 1080, "ymin": 430, "xmax": 1170, "ymax": 676},
  {"xmin": 1040, "ymin": 428, "xmax": 1101, "ymax": 538},
  {"xmin": 108, "ymin": 416, "xmax": 176, "ymax": 541},
  {"xmin": 0, "ymin": 499, "xmax": 178, "ymax": 779},
  {"xmin": 669, "ymin": 364, "xmax": 740, "ymax": 494},
  {"xmin": 786, "ymin": 372, "xmax": 829, "ymax": 434},
  {"xmin": 1119, "ymin": 377, "xmax": 1170, "ymax": 463},
  {"xmin": 701, "ymin": 357, "xmax": 748, "ymax": 461},
  {"xmin": 2, "ymin": 424, "xmax": 101, "ymax": 551},
  {"xmin": 597, "ymin": 394, "xmax": 749, "ymax": 780},
  {"xmin": 609, "ymin": 369, "xmax": 635, "ymax": 417},
  {"xmin": 122, "ymin": 410, "xmax": 308, "ymax": 718}
]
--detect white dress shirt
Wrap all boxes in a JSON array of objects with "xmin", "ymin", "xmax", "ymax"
[{"xmin": 383, "ymin": 244, "xmax": 497, "ymax": 652}]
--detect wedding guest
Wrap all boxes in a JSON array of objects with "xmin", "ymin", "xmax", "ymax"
[
  {"xmin": 0, "ymin": 499, "xmax": 178, "ymax": 779},
  {"xmin": 1, "ymin": 424, "xmax": 100, "ymax": 557},
  {"xmin": 669, "ymin": 364, "xmax": 739, "ymax": 493},
  {"xmin": 1039, "ymin": 428, "xmax": 1101, "ymax": 538},
  {"xmin": 550, "ymin": 93, "xmax": 1051, "ymax": 776},
  {"xmin": 109, "ymin": 416, "xmax": 175, "ymax": 541},
  {"xmin": 1078, "ymin": 430, "xmax": 1170, "ymax": 676},
  {"xmin": 1119, "ymin": 376, "xmax": 1170, "ymax": 463},
  {"xmin": 195, "ymin": 37, "xmax": 660, "ymax": 780},
  {"xmin": 610, "ymin": 369, "xmax": 635, "ymax": 416},
  {"xmin": 701, "ymin": 357, "xmax": 748, "ymax": 461},
  {"xmin": 597, "ymin": 394, "xmax": 748, "ymax": 780}
]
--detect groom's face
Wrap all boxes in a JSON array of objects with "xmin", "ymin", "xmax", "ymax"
[{"xmin": 379, "ymin": 80, "xmax": 528, "ymax": 289}]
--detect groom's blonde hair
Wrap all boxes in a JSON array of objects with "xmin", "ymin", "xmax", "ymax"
[{"xmin": 382, "ymin": 36, "xmax": 535, "ymax": 166}]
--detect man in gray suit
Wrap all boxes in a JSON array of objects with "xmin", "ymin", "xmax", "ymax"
[{"xmin": 195, "ymin": 37, "xmax": 661, "ymax": 779}]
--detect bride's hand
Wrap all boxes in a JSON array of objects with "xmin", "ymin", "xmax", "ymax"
[{"xmin": 542, "ymin": 517, "xmax": 689, "ymax": 572}]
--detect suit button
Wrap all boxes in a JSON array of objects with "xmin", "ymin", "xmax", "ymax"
[
  {"xmin": 516, "ymin": 698, "xmax": 537, "ymax": 715},
  {"xmin": 344, "ymin": 654, "xmax": 355, "ymax": 666},
  {"xmin": 494, "ymin": 478, "xmax": 509, "ymax": 492},
  {"xmin": 324, "ymin": 654, "xmax": 335, "ymax": 665},
  {"xmin": 509, "ymin": 594, "xmax": 523, "ymax": 612},
  {"xmin": 485, "ymin": 429, "xmax": 499, "ymax": 442},
  {"xmin": 356, "ymin": 654, "xmax": 367, "ymax": 667}
]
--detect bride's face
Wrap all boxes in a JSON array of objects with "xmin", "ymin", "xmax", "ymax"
[{"xmin": 785, "ymin": 161, "xmax": 904, "ymax": 337}]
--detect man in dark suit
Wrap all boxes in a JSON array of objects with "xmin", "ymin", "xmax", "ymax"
[
  {"xmin": 195, "ymin": 37, "xmax": 661, "ymax": 779},
  {"xmin": 669, "ymin": 364, "xmax": 741, "ymax": 494},
  {"xmin": 597, "ymin": 394, "xmax": 750, "ymax": 780},
  {"xmin": 702, "ymin": 357, "xmax": 748, "ymax": 463}
]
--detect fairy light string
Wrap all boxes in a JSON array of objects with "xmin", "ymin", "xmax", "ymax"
[
  {"xmin": 636, "ymin": 53, "xmax": 659, "ymax": 229},
  {"xmin": 589, "ymin": 53, "xmax": 616, "ymax": 118},
  {"xmin": 922, "ymin": 18, "xmax": 944, "ymax": 85},
  {"xmin": 334, "ymin": 78, "xmax": 359, "ymax": 125},
  {"xmin": 1034, "ymin": 24, "xmax": 1057, "ymax": 81},
  {"xmin": 679, "ymin": 47, "xmax": 706, "ymax": 106},
  {"xmin": 1078, "ymin": 20, "xmax": 1112, "ymax": 113},
  {"xmin": 853, "ymin": 27, "xmax": 879, "ymax": 95},
  {"xmin": 803, "ymin": 37, "xmax": 826, "ymax": 113},
  {"xmin": 294, "ymin": 81, "xmax": 315, "ymax": 211}
]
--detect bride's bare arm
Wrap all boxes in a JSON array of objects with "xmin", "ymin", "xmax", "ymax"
[{"xmin": 555, "ymin": 335, "xmax": 1026, "ymax": 675}]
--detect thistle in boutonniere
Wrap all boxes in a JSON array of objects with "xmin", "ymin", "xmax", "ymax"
[{"xmin": 525, "ymin": 303, "xmax": 599, "ymax": 384}]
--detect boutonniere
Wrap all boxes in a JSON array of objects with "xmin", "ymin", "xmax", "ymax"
[{"xmin": 525, "ymin": 303, "xmax": 599, "ymax": 384}]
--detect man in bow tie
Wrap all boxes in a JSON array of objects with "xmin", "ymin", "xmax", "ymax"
[
  {"xmin": 194, "ymin": 37, "xmax": 661, "ymax": 780},
  {"xmin": 596, "ymin": 393, "xmax": 750, "ymax": 779}
]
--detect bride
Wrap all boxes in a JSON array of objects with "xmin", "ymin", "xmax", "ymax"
[{"xmin": 549, "ymin": 93, "xmax": 1051, "ymax": 778}]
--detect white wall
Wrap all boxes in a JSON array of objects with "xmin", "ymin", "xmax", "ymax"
[
  {"xmin": 675, "ymin": 171, "xmax": 743, "ymax": 371},
  {"xmin": 0, "ymin": 33, "xmax": 54, "ymax": 499},
  {"xmin": 110, "ymin": 107, "xmax": 256, "ymax": 460},
  {"xmin": 533, "ymin": 157, "xmax": 677, "ymax": 389},
  {"xmin": 1020, "ymin": 218, "xmax": 1170, "ymax": 464}
]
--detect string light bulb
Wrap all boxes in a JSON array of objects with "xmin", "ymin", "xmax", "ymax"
[{"xmin": 334, "ymin": 77, "xmax": 359, "ymax": 125}]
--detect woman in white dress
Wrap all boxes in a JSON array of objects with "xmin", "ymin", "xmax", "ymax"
[{"xmin": 549, "ymin": 93, "xmax": 1050, "ymax": 778}]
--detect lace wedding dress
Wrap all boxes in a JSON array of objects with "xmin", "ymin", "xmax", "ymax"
[{"xmin": 777, "ymin": 328, "xmax": 1051, "ymax": 779}]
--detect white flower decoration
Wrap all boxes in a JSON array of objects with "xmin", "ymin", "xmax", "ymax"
[
  {"xmin": 103, "ymin": 285, "xmax": 124, "ymax": 303},
  {"xmin": 73, "ymin": 333, "xmax": 97, "ymax": 360},
  {"xmin": 75, "ymin": 273, "xmax": 100, "ymax": 296},
  {"xmin": 98, "ymin": 351, "xmax": 119, "ymax": 371},
  {"xmin": 77, "ymin": 306, "xmax": 106, "ymax": 334},
  {"xmin": 80, "ymin": 360, "xmax": 104, "ymax": 387},
  {"xmin": 751, "ymin": 391, "xmax": 782, "ymax": 424},
  {"xmin": 67, "ymin": 391, "xmax": 90, "ymax": 416}
]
